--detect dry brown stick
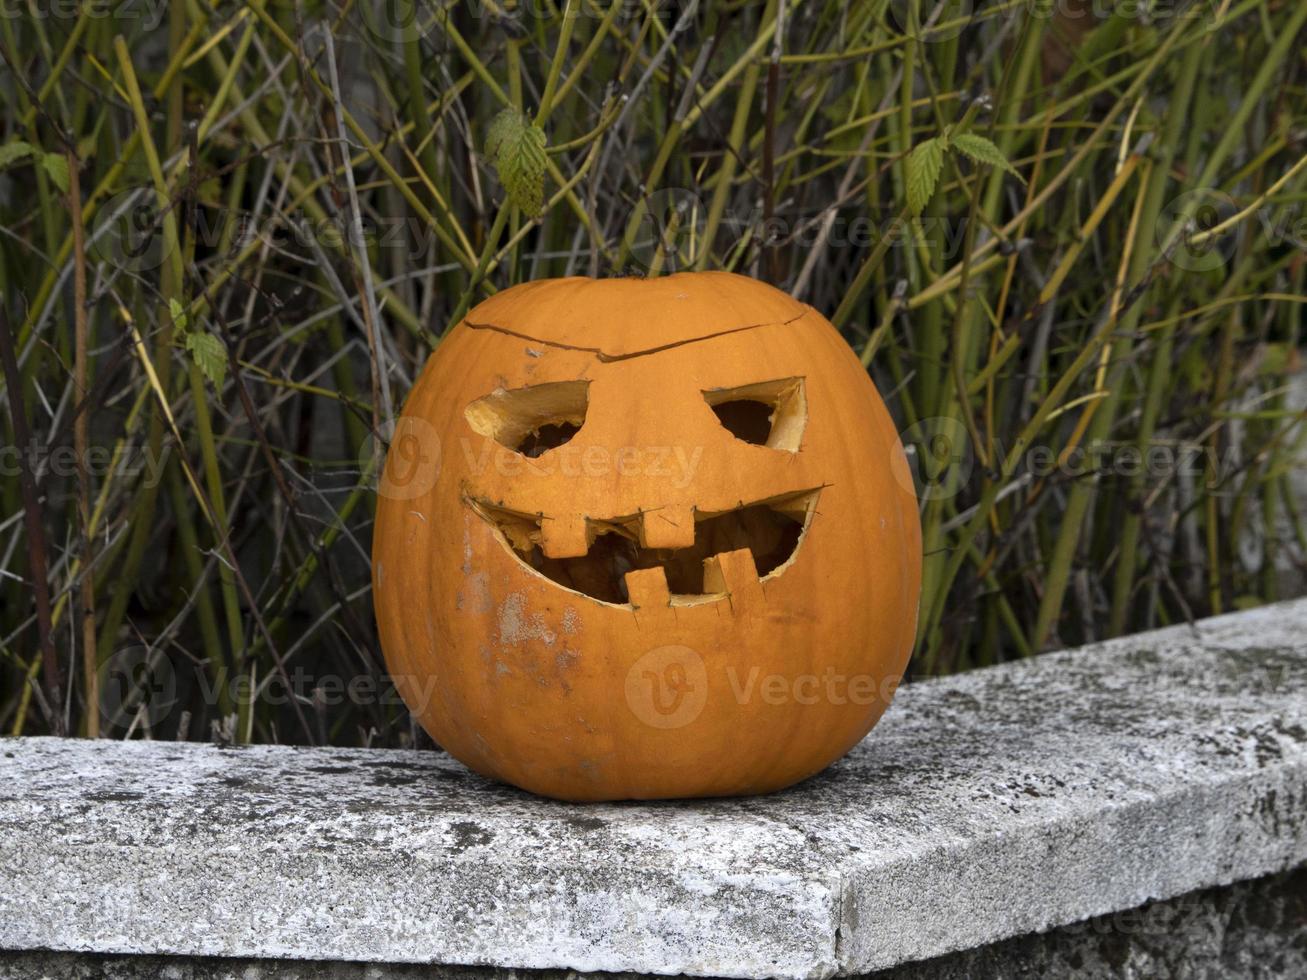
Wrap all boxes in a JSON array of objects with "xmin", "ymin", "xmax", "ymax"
[
  {"xmin": 321, "ymin": 27, "xmax": 391, "ymax": 431},
  {"xmin": 0, "ymin": 304, "xmax": 65, "ymax": 735},
  {"xmin": 68, "ymin": 151, "xmax": 98, "ymax": 738},
  {"xmin": 762, "ymin": 0, "xmax": 785, "ymax": 283}
]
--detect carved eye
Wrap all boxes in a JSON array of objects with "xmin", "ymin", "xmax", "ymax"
[
  {"xmin": 464, "ymin": 380, "xmax": 589, "ymax": 457},
  {"xmin": 702, "ymin": 377, "xmax": 806, "ymax": 451}
]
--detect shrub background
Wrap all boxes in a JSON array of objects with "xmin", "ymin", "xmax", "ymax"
[{"xmin": 1, "ymin": 0, "xmax": 1305, "ymax": 742}]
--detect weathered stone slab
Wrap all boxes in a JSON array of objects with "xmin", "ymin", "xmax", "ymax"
[
  {"xmin": 3, "ymin": 866, "xmax": 1303, "ymax": 979},
  {"xmin": 2, "ymin": 602, "xmax": 1306, "ymax": 978}
]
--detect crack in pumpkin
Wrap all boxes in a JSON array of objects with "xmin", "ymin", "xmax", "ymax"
[{"xmin": 462, "ymin": 309, "xmax": 809, "ymax": 362}]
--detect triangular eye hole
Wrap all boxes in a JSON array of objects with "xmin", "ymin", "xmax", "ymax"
[
  {"xmin": 464, "ymin": 380, "xmax": 589, "ymax": 457},
  {"xmin": 702, "ymin": 377, "xmax": 806, "ymax": 451}
]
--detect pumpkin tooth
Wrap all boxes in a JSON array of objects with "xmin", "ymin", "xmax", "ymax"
[
  {"xmin": 470, "ymin": 491, "xmax": 816, "ymax": 606},
  {"xmin": 539, "ymin": 513, "xmax": 590, "ymax": 559},
  {"xmin": 637, "ymin": 506, "xmax": 696, "ymax": 550},
  {"xmin": 623, "ymin": 566, "xmax": 671, "ymax": 608},
  {"xmin": 702, "ymin": 548, "xmax": 765, "ymax": 603}
]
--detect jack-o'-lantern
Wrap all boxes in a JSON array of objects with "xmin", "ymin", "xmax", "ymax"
[{"xmin": 372, "ymin": 272, "xmax": 921, "ymax": 801}]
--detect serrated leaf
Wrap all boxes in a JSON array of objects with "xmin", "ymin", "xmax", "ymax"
[
  {"xmin": 185, "ymin": 331, "xmax": 226, "ymax": 390},
  {"xmin": 485, "ymin": 107, "xmax": 524, "ymax": 160},
  {"xmin": 484, "ymin": 107, "xmax": 547, "ymax": 216},
  {"xmin": 906, "ymin": 138, "xmax": 944, "ymax": 215},
  {"xmin": 0, "ymin": 140, "xmax": 35, "ymax": 170},
  {"xmin": 41, "ymin": 153, "xmax": 69, "ymax": 193},
  {"xmin": 169, "ymin": 298, "xmax": 188, "ymax": 332},
  {"xmin": 951, "ymin": 133, "xmax": 1025, "ymax": 182}
]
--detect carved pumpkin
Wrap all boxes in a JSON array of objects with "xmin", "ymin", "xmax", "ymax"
[{"xmin": 372, "ymin": 272, "xmax": 921, "ymax": 801}]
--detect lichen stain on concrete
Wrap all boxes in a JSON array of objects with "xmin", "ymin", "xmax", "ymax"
[
  {"xmin": 496, "ymin": 592, "xmax": 556, "ymax": 647},
  {"xmin": 446, "ymin": 820, "xmax": 494, "ymax": 852}
]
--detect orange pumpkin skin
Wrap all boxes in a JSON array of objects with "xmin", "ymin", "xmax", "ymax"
[{"xmin": 372, "ymin": 272, "xmax": 921, "ymax": 801}]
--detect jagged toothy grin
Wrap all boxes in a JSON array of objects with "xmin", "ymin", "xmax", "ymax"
[{"xmin": 468, "ymin": 488, "xmax": 822, "ymax": 606}]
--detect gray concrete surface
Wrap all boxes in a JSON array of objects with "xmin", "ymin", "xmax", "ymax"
[
  {"xmin": 2, "ymin": 601, "xmax": 1306, "ymax": 979},
  {"xmin": 3, "ymin": 865, "xmax": 1303, "ymax": 979}
]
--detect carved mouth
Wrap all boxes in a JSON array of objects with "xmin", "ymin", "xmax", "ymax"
[{"xmin": 469, "ymin": 488, "xmax": 821, "ymax": 606}]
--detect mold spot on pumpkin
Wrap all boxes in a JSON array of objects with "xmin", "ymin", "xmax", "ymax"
[
  {"xmin": 467, "ymin": 488, "xmax": 821, "ymax": 607},
  {"xmin": 497, "ymin": 591, "xmax": 558, "ymax": 645}
]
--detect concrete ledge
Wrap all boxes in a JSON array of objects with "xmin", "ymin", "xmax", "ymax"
[
  {"xmin": 3, "ymin": 866, "xmax": 1304, "ymax": 979},
  {"xmin": 2, "ymin": 602, "xmax": 1306, "ymax": 978}
]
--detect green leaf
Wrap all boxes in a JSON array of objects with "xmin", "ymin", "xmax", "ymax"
[
  {"xmin": 951, "ymin": 134, "xmax": 1025, "ymax": 182},
  {"xmin": 906, "ymin": 138, "xmax": 944, "ymax": 215},
  {"xmin": 185, "ymin": 331, "xmax": 226, "ymax": 390},
  {"xmin": 169, "ymin": 298, "xmax": 188, "ymax": 332},
  {"xmin": 484, "ymin": 107, "xmax": 547, "ymax": 216},
  {"xmin": 1256, "ymin": 341, "xmax": 1294, "ymax": 377},
  {"xmin": 41, "ymin": 153, "xmax": 69, "ymax": 193},
  {"xmin": 0, "ymin": 140, "xmax": 35, "ymax": 170}
]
